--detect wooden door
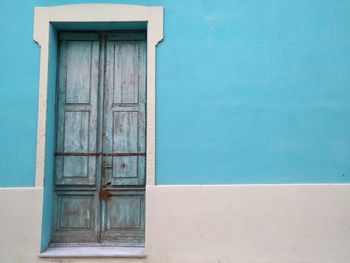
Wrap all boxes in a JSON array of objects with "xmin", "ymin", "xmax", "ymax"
[
  {"xmin": 52, "ymin": 32, "xmax": 146, "ymax": 246},
  {"xmin": 100, "ymin": 33, "xmax": 146, "ymax": 245}
]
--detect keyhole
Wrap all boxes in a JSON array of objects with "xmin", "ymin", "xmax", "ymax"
[{"xmin": 120, "ymin": 163, "xmax": 127, "ymax": 169}]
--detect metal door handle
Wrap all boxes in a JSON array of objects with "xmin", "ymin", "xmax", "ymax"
[{"xmin": 102, "ymin": 163, "xmax": 112, "ymax": 169}]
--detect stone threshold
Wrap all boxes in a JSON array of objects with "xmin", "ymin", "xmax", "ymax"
[{"xmin": 39, "ymin": 246, "xmax": 146, "ymax": 258}]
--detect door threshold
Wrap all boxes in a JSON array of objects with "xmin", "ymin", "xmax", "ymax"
[{"xmin": 39, "ymin": 246, "xmax": 146, "ymax": 258}]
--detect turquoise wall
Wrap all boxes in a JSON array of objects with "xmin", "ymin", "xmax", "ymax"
[
  {"xmin": 40, "ymin": 25, "xmax": 57, "ymax": 251},
  {"xmin": 1, "ymin": 0, "xmax": 350, "ymax": 186}
]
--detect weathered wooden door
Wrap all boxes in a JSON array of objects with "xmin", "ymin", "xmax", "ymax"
[{"xmin": 52, "ymin": 32, "xmax": 146, "ymax": 246}]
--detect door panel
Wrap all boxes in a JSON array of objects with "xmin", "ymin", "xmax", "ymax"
[
  {"xmin": 59, "ymin": 195, "xmax": 94, "ymax": 229},
  {"xmin": 52, "ymin": 191, "xmax": 99, "ymax": 243},
  {"xmin": 53, "ymin": 33, "xmax": 100, "ymax": 243},
  {"xmin": 112, "ymin": 111, "xmax": 138, "ymax": 153},
  {"xmin": 113, "ymin": 43, "xmax": 140, "ymax": 104},
  {"xmin": 65, "ymin": 41, "xmax": 93, "ymax": 104},
  {"xmin": 101, "ymin": 191, "xmax": 145, "ymax": 245},
  {"xmin": 62, "ymin": 111, "xmax": 89, "ymax": 178},
  {"xmin": 101, "ymin": 33, "xmax": 146, "ymax": 244}
]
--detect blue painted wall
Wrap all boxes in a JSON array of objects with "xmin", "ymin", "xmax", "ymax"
[
  {"xmin": 1, "ymin": 0, "xmax": 350, "ymax": 186},
  {"xmin": 40, "ymin": 25, "xmax": 57, "ymax": 251}
]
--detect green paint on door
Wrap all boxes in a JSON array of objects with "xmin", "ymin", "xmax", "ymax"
[{"xmin": 52, "ymin": 32, "xmax": 146, "ymax": 246}]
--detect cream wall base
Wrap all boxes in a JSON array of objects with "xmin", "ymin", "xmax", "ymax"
[{"xmin": 0, "ymin": 185, "xmax": 349, "ymax": 263}]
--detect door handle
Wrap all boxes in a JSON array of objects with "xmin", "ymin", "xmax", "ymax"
[
  {"xmin": 102, "ymin": 162, "xmax": 112, "ymax": 176},
  {"xmin": 100, "ymin": 162, "xmax": 112, "ymax": 201},
  {"xmin": 100, "ymin": 162, "xmax": 113, "ymax": 192},
  {"xmin": 102, "ymin": 162, "xmax": 112, "ymax": 169}
]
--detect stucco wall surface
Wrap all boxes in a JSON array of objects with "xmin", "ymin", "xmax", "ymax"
[{"xmin": 0, "ymin": 185, "xmax": 350, "ymax": 263}]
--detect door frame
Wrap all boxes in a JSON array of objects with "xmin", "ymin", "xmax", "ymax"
[
  {"xmin": 34, "ymin": 4, "xmax": 163, "ymax": 188},
  {"xmin": 34, "ymin": 4, "xmax": 163, "ymax": 252}
]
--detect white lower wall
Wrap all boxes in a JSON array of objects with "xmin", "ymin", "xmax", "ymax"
[{"xmin": 0, "ymin": 185, "xmax": 349, "ymax": 263}]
